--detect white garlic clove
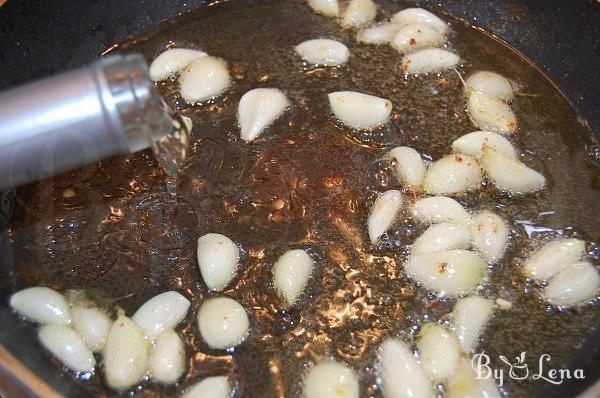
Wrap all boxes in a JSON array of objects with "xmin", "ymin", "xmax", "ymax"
[
  {"xmin": 401, "ymin": 48, "xmax": 459, "ymax": 75},
  {"xmin": 342, "ymin": 0, "xmax": 377, "ymax": 28},
  {"xmin": 132, "ymin": 291, "xmax": 191, "ymax": 340},
  {"xmin": 10, "ymin": 287, "xmax": 71, "ymax": 325},
  {"xmin": 452, "ymin": 296, "xmax": 494, "ymax": 353},
  {"xmin": 149, "ymin": 329, "xmax": 186, "ymax": 384},
  {"xmin": 470, "ymin": 211, "xmax": 508, "ymax": 263},
  {"xmin": 523, "ymin": 239, "xmax": 586, "ymax": 281},
  {"xmin": 295, "ymin": 39, "xmax": 349, "ymax": 66},
  {"xmin": 417, "ymin": 323, "xmax": 462, "ymax": 381},
  {"xmin": 238, "ymin": 88, "xmax": 289, "ymax": 142},
  {"xmin": 387, "ymin": 146, "xmax": 427, "ymax": 189},
  {"xmin": 183, "ymin": 376, "xmax": 232, "ymax": 398},
  {"xmin": 543, "ymin": 261, "xmax": 600, "ymax": 306},
  {"xmin": 71, "ymin": 306, "xmax": 112, "ymax": 352},
  {"xmin": 412, "ymin": 196, "xmax": 471, "ymax": 226},
  {"xmin": 377, "ymin": 338, "xmax": 435, "ymax": 398},
  {"xmin": 38, "ymin": 324, "xmax": 95, "ymax": 373},
  {"xmin": 273, "ymin": 249, "xmax": 314, "ymax": 305},
  {"xmin": 104, "ymin": 314, "xmax": 150, "ymax": 390},
  {"xmin": 149, "ymin": 48, "xmax": 207, "ymax": 81},
  {"xmin": 368, "ymin": 190, "xmax": 402, "ymax": 244},
  {"xmin": 304, "ymin": 361, "xmax": 359, "ymax": 398},
  {"xmin": 357, "ymin": 23, "xmax": 400, "ymax": 44},
  {"xmin": 467, "ymin": 92, "xmax": 517, "ymax": 134},
  {"xmin": 423, "ymin": 154, "xmax": 482, "ymax": 195},
  {"xmin": 452, "ymin": 131, "xmax": 516, "ymax": 160},
  {"xmin": 391, "ymin": 7, "xmax": 449, "ymax": 33},
  {"xmin": 196, "ymin": 233, "xmax": 240, "ymax": 291},
  {"xmin": 308, "ymin": 0, "xmax": 340, "ymax": 17},
  {"xmin": 328, "ymin": 91, "xmax": 392, "ymax": 130},
  {"xmin": 406, "ymin": 249, "xmax": 487, "ymax": 296},
  {"xmin": 413, "ymin": 223, "xmax": 471, "ymax": 254},
  {"xmin": 446, "ymin": 358, "xmax": 502, "ymax": 398},
  {"xmin": 480, "ymin": 150, "xmax": 545, "ymax": 194},
  {"xmin": 197, "ymin": 297, "xmax": 249, "ymax": 350},
  {"xmin": 465, "ymin": 71, "xmax": 513, "ymax": 100},
  {"xmin": 392, "ymin": 23, "xmax": 445, "ymax": 54},
  {"xmin": 179, "ymin": 56, "xmax": 231, "ymax": 104}
]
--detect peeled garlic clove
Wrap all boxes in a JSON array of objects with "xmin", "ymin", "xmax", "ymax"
[
  {"xmin": 452, "ymin": 296, "xmax": 494, "ymax": 353},
  {"xmin": 391, "ymin": 7, "xmax": 449, "ymax": 33},
  {"xmin": 179, "ymin": 56, "xmax": 231, "ymax": 104},
  {"xmin": 132, "ymin": 291, "xmax": 191, "ymax": 340},
  {"xmin": 423, "ymin": 154, "xmax": 482, "ymax": 195},
  {"xmin": 295, "ymin": 39, "xmax": 349, "ymax": 66},
  {"xmin": 71, "ymin": 306, "xmax": 112, "ymax": 352},
  {"xmin": 480, "ymin": 150, "xmax": 545, "ymax": 194},
  {"xmin": 149, "ymin": 329, "xmax": 186, "ymax": 384},
  {"xmin": 197, "ymin": 233, "xmax": 240, "ymax": 291},
  {"xmin": 377, "ymin": 338, "xmax": 434, "ymax": 398},
  {"xmin": 543, "ymin": 261, "xmax": 600, "ymax": 306},
  {"xmin": 392, "ymin": 23, "xmax": 445, "ymax": 53},
  {"xmin": 470, "ymin": 211, "xmax": 508, "ymax": 263},
  {"xmin": 38, "ymin": 324, "xmax": 95, "ymax": 373},
  {"xmin": 413, "ymin": 223, "xmax": 471, "ymax": 254},
  {"xmin": 412, "ymin": 196, "xmax": 471, "ymax": 226},
  {"xmin": 329, "ymin": 91, "xmax": 392, "ymax": 130},
  {"xmin": 465, "ymin": 71, "xmax": 513, "ymax": 101},
  {"xmin": 104, "ymin": 314, "xmax": 150, "ymax": 390},
  {"xmin": 452, "ymin": 131, "xmax": 516, "ymax": 160},
  {"xmin": 417, "ymin": 323, "xmax": 461, "ymax": 381},
  {"xmin": 446, "ymin": 358, "xmax": 502, "ymax": 398},
  {"xmin": 304, "ymin": 361, "xmax": 359, "ymax": 398},
  {"xmin": 10, "ymin": 287, "xmax": 71, "ymax": 325},
  {"xmin": 401, "ymin": 48, "xmax": 459, "ymax": 75},
  {"xmin": 273, "ymin": 249, "xmax": 314, "ymax": 305},
  {"xmin": 406, "ymin": 249, "xmax": 487, "ymax": 296},
  {"xmin": 342, "ymin": 0, "xmax": 377, "ymax": 28},
  {"xmin": 149, "ymin": 48, "xmax": 207, "ymax": 81},
  {"xmin": 183, "ymin": 376, "xmax": 231, "ymax": 398},
  {"xmin": 467, "ymin": 92, "xmax": 517, "ymax": 134},
  {"xmin": 523, "ymin": 239, "xmax": 586, "ymax": 281},
  {"xmin": 387, "ymin": 146, "xmax": 427, "ymax": 189},
  {"xmin": 308, "ymin": 0, "xmax": 339, "ymax": 17},
  {"xmin": 197, "ymin": 297, "xmax": 249, "ymax": 350},
  {"xmin": 368, "ymin": 190, "xmax": 402, "ymax": 243},
  {"xmin": 238, "ymin": 88, "xmax": 288, "ymax": 142},
  {"xmin": 357, "ymin": 23, "xmax": 400, "ymax": 44}
]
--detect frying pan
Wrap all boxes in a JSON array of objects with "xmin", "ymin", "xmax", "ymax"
[{"xmin": 0, "ymin": 0, "xmax": 599, "ymax": 397}]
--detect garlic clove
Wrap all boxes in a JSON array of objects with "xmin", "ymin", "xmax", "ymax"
[
  {"xmin": 480, "ymin": 150, "xmax": 545, "ymax": 194},
  {"xmin": 132, "ymin": 291, "xmax": 191, "ymax": 340},
  {"xmin": 387, "ymin": 146, "xmax": 427, "ymax": 190},
  {"xmin": 446, "ymin": 358, "xmax": 502, "ymax": 398},
  {"xmin": 197, "ymin": 297, "xmax": 249, "ymax": 350},
  {"xmin": 342, "ymin": 0, "xmax": 377, "ymax": 28},
  {"xmin": 238, "ymin": 88, "xmax": 289, "ymax": 142},
  {"xmin": 452, "ymin": 296, "xmax": 494, "ymax": 353},
  {"xmin": 179, "ymin": 56, "xmax": 231, "ymax": 104},
  {"xmin": 38, "ymin": 324, "xmax": 95, "ymax": 373},
  {"xmin": 451, "ymin": 131, "xmax": 516, "ymax": 160},
  {"xmin": 423, "ymin": 154, "xmax": 482, "ymax": 195},
  {"xmin": 401, "ymin": 48, "xmax": 459, "ymax": 75},
  {"xmin": 304, "ymin": 361, "xmax": 359, "ymax": 398},
  {"xmin": 412, "ymin": 223, "xmax": 471, "ymax": 254},
  {"xmin": 328, "ymin": 91, "xmax": 392, "ymax": 130},
  {"xmin": 196, "ymin": 233, "xmax": 240, "ymax": 291},
  {"xmin": 392, "ymin": 23, "xmax": 445, "ymax": 54},
  {"xmin": 523, "ymin": 238, "xmax": 586, "ymax": 281},
  {"xmin": 368, "ymin": 190, "xmax": 402, "ymax": 244},
  {"xmin": 543, "ymin": 261, "xmax": 600, "ymax": 306},
  {"xmin": 149, "ymin": 48, "xmax": 207, "ymax": 82},
  {"xmin": 357, "ymin": 23, "xmax": 400, "ymax": 44},
  {"xmin": 411, "ymin": 196, "xmax": 471, "ymax": 226},
  {"xmin": 71, "ymin": 306, "xmax": 112, "ymax": 352},
  {"xmin": 406, "ymin": 249, "xmax": 487, "ymax": 296},
  {"xmin": 10, "ymin": 287, "xmax": 71, "ymax": 325},
  {"xmin": 417, "ymin": 323, "xmax": 462, "ymax": 381},
  {"xmin": 183, "ymin": 376, "xmax": 232, "ymax": 398},
  {"xmin": 470, "ymin": 211, "xmax": 509, "ymax": 263},
  {"xmin": 308, "ymin": 0, "xmax": 340, "ymax": 17},
  {"xmin": 391, "ymin": 7, "xmax": 449, "ymax": 33},
  {"xmin": 467, "ymin": 91, "xmax": 517, "ymax": 134},
  {"xmin": 273, "ymin": 249, "xmax": 314, "ymax": 305},
  {"xmin": 295, "ymin": 39, "xmax": 349, "ymax": 66},
  {"xmin": 149, "ymin": 329, "xmax": 186, "ymax": 384},
  {"xmin": 465, "ymin": 71, "xmax": 513, "ymax": 101}
]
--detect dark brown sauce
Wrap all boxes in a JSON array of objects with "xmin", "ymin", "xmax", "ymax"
[{"xmin": 5, "ymin": 1, "xmax": 600, "ymax": 397}]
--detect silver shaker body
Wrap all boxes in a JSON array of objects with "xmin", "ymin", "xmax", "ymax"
[{"xmin": 0, "ymin": 54, "xmax": 172, "ymax": 189}]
